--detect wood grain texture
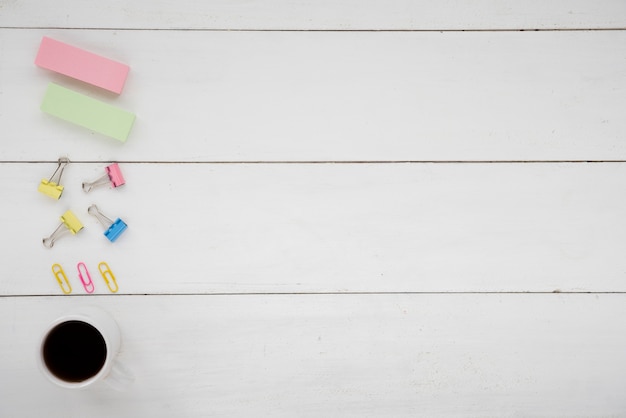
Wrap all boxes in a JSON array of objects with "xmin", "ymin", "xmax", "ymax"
[
  {"xmin": 2, "ymin": 295, "xmax": 626, "ymax": 417},
  {"xmin": 4, "ymin": 162, "xmax": 626, "ymax": 295},
  {"xmin": 1, "ymin": 29, "xmax": 625, "ymax": 162},
  {"xmin": 1, "ymin": 0, "xmax": 625, "ymax": 30},
  {"xmin": 1, "ymin": 1, "xmax": 625, "ymax": 416}
]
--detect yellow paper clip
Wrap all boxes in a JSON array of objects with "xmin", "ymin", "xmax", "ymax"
[
  {"xmin": 98, "ymin": 262, "xmax": 118, "ymax": 293},
  {"xmin": 38, "ymin": 157, "xmax": 70, "ymax": 200},
  {"xmin": 52, "ymin": 263, "xmax": 72, "ymax": 294},
  {"xmin": 42, "ymin": 210, "xmax": 84, "ymax": 248}
]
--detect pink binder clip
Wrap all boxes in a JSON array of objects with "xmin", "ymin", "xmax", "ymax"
[
  {"xmin": 77, "ymin": 262, "xmax": 95, "ymax": 293},
  {"xmin": 82, "ymin": 163, "xmax": 126, "ymax": 193}
]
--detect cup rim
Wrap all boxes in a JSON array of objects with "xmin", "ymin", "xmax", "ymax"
[{"xmin": 38, "ymin": 313, "xmax": 115, "ymax": 389}]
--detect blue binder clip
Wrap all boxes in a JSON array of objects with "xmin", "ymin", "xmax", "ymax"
[{"xmin": 88, "ymin": 204, "xmax": 128, "ymax": 242}]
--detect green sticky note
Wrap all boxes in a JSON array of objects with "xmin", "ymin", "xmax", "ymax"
[{"xmin": 41, "ymin": 83, "xmax": 135, "ymax": 142}]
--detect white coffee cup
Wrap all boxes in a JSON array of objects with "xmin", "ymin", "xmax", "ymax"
[{"xmin": 38, "ymin": 306, "xmax": 132, "ymax": 390}]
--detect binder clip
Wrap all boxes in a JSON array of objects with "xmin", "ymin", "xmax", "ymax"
[
  {"xmin": 88, "ymin": 204, "xmax": 128, "ymax": 242},
  {"xmin": 38, "ymin": 157, "xmax": 70, "ymax": 200},
  {"xmin": 42, "ymin": 210, "xmax": 84, "ymax": 248},
  {"xmin": 82, "ymin": 163, "xmax": 126, "ymax": 193}
]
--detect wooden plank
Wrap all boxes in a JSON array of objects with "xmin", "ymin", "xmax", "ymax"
[
  {"xmin": 2, "ymin": 29, "xmax": 625, "ymax": 162},
  {"xmin": 2, "ymin": 294, "xmax": 625, "ymax": 416},
  {"xmin": 4, "ymin": 162, "xmax": 626, "ymax": 296},
  {"xmin": 1, "ymin": 0, "xmax": 625, "ymax": 30}
]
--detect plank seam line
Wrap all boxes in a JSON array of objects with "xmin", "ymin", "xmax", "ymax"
[
  {"xmin": 2, "ymin": 291, "xmax": 625, "ymax": 298},
  {"xmin": 2, "ymin": 160, "xmax": 626, "ymax": 165},
  {"xmin": 2, "ymin": 27, "xmax": 626, "ymax": 32}
]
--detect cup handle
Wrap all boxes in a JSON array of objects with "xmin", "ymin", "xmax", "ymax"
[{"xmin": 103, "ymin": 360, "xmax": 134, "ymax": 391}]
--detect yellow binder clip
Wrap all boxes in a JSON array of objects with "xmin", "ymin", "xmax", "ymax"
[
  {"xmin": 52, "ymin": 263, "xmax": 72, "ymax": 294},
  {"xmin": 98, "ymin": 262, "xmax": 118, "ymax": 293},
  {"xmin": 42, "ymin": 210, "xmax": 84, "ymax": 248},
  {"xmin": 38, "ymin": 157, "xmax": 70, "ymax": 200}
]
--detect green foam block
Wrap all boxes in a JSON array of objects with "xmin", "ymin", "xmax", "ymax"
[{"xmin": 41, "ymin": 83, "xmax": 135, "ymax": 142}]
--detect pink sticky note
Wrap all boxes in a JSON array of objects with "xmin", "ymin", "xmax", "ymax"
[{"xmin": 35, "ymin": 37, "xmax": 130, "ymax": 94}]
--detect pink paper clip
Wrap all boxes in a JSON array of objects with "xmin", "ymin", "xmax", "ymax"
[
  {"xmin": 82, "ymin": 163, "xmax": 126, "ymax": 193},
  {"xmin": 77, "ymin": 262, "xmax": 95, "ymax": 293}
]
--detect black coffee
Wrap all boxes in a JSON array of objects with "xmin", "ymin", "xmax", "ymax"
[{"xmin": 43, "ymin": 320, "xmax": 107, "ymax": 382}]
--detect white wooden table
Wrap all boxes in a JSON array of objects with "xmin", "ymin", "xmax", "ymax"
[{"xmin": 1, "ymin": 1, "xmax": 626, "ymax": 416}]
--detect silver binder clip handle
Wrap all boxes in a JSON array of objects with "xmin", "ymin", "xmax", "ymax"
[
  {"xmin": 42, "ymin": 223, "xmax": 68, "ymax": 248},
  {"xmin": 82, "ymin": 174, "xmax": 110, "ymax": 193},
  {"xmin": 49, "ymin": 157, "xmax": 70, "ymax": 184},
  {"xmin": 88, "ymin": 204, "xmax": 114, "ymax": 228}
]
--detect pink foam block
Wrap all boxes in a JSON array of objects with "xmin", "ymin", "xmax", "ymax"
[{"xmin": 35, "ymin": 36, "xmax": 130, "ymax": 94}]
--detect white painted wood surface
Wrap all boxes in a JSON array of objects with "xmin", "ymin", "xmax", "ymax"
[
  {"xmin": 3, "ymin": 162, "xmax": 626, "ymax": 295},
  {"xmin": 1, "ymin": 1, "xmax": 626, "ymax": 416},
  {"xmin": 2, "ymin": 295, "xmax": 626, "ymax": 417},
  {"xmin": 2, "ymin": 29, "xmax": 626, "ymax": 161},
  {"xmin": 2, "ymin": 0, "xmax": 626, "ymax": 30}
]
